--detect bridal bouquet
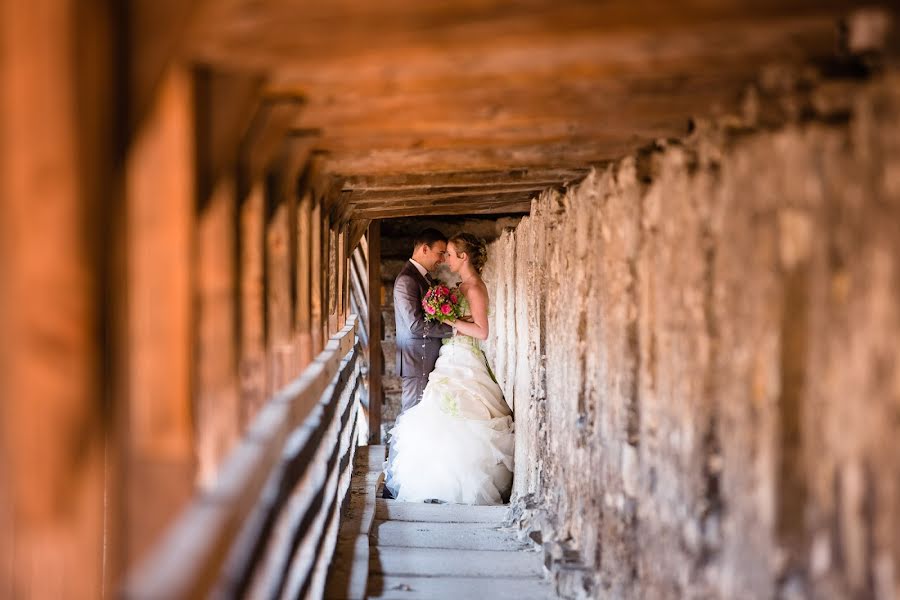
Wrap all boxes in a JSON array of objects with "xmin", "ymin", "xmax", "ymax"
[{"xmin": 422, "ymin": 282, "xmax": 463, "ymax": 324}]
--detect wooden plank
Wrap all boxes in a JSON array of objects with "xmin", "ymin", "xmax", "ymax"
[
  {"xmin": 123, "ymin": 321, "xmax": 359, "ymax": 599},
  {"xmin": 367, "ymin": 222, "xmax": 384, "ymax": 444},
  {"xmin": 307, "ymin": 366, "xmax": 363, "ymax": 598},
  {"xmin": 325, "ymin": 445, "xmax": 387, "ymax": 600},
  {"xmin": 249, "ymin": 345, "xmax": 359, "ymax": 598}
]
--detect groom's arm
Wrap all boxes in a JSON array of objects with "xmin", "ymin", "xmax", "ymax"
[{"xmin": 394, "ymin": 275, "xmax": 452, "ymax": 339}]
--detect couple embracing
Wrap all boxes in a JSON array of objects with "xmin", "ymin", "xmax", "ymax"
[{"xmin": 384, "ymin": 229, "xmax": 514, "ymax": 505}]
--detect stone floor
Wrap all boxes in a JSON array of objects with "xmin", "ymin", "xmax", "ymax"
[{"xmin": 325, "ymin": 446, "xmax": 554, "ymax": 600}]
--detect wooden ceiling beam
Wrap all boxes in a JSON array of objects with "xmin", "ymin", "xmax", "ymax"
[
  {"xmin": 318, "ymin": 137, "xmax": 650, "ymax": 179},
  {"xmin": 186, "ymin": 3, "xmax": 848, "ymax": 69},
  {"xmin": 346, "ymin": 181, "xmax": 561, "ymax": 204},
  {"xmin": 270, "ymin": 16, "xmax": 837, "ymax": 99},
  {"xmin": 338, "ymin": 167, "xmax": 590, "ymax": 191},
  {"xmin": 353, "ymin": 189, "xmax": 539, "ymax": 210},
  {"xmin": 346, "ymin": 189, "xmax": 542, "ymax": 220},
  {"xmin": 351, "ymin": 201, "xmax": 534, "ymax": 220}
]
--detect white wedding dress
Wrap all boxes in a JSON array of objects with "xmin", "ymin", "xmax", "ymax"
[{"xmin": 384, "ymin": 309, "xmax": 514, "ymax": 505}]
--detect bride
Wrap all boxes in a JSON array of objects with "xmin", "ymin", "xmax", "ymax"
[{"xmin": 384, "ymin": 232, "xmax": 514, "ymax": 505}]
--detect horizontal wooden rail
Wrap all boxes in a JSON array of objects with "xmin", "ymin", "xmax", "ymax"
[{"xmin": 124, "ymin": 314, "xmax": 362, "ymax": 599}]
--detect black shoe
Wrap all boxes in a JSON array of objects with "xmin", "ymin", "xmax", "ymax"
[{"xmin": 424, "ymin": 498, "xmax": 447, "ymax": 504}]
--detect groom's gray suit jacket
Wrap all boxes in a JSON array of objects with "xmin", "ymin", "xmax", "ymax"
[{"xmin": 393, "ymin": 260, "xmax": 452, "ymax": 379}]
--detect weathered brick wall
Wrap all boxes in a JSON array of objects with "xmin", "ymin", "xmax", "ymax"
[{"xmin": 482, "ymin": 73, "xmax": 900, "ymax": 599}]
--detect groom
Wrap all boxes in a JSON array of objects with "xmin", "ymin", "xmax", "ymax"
[{"xmin": 393, "ymin": 228, "xmax": 454, "ymax": 414}]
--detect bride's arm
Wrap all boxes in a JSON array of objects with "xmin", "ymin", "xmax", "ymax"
[{"xmin": 449, "ymin": 284, "xmax": 489, "ymax": 341}]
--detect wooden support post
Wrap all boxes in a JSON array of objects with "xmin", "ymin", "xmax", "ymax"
[
  {"xmin": 337, "ymin": 226, "xmax": 347, "ymax": 328},
  {"xmin": 327, "ymin": 221, "xmax": 338, "ymax": 333},
  {"xmin": 296, "ymin": 192, "xmax": 314, "ymax": 369},
  {"xmin": 0, "ymin": 1, "xmax": 115, "ymax": 595},
  {"xmin": 196, "ymin": 177, "xmax": 240, "ymax": 489},
  {"xmin": 311, "ymin": 197, "xmax": 324, "ymax": 355},
  {"xmin": 124, "ymin": 64, "xmax": 198, "ymax": 562},
  {"xmin": 239, "ymin": 182, "xmax": 267, "ymax": 428},
  {"xmin": 193, "ymin": 66, "xmax": 260, "ymax": 492},
  {"xmin": 322, "ymin": 214, "xmax": 337, "ymax": 339},
  {"xmin": 266, "ymin": 175, "xmax": 295, "ymax": 392},
  {"xmin": 367, "ymin": 222, "xmax": 383, "ymax": 444}
]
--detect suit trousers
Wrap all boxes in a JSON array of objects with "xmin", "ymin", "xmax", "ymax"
[{"xmin": 400, "ymin": 375, "xmax": 429, "ymax": 414}]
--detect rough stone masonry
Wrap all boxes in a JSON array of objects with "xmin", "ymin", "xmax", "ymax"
[{"xmin": 482, "ymin": 69, "xmax": 900, "ymax": 598}]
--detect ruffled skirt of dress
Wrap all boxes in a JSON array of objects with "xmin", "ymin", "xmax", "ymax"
[{"xmin": 384, "ymin": 336, "xmax": 514, "ymax": 505}]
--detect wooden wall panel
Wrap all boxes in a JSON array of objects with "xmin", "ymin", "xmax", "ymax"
[{"xmin": 124, "ymin": 64, "xmax": 197, "ymax": 564}]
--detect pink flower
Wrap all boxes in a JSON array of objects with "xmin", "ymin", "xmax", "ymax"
[
  {"xmin": 439, "ymin": 286, "xmax": 449, "ymax": 295},
  {"xmin": 425, "ymin": 304, "xmax": 436, "ymax": 314},
  {"xmin": 449, "ymin": 294, "xmax": 458, "ymax": 303},
  {"xmin": 440, "ymin": 303, "xmax": 451, "ymax": 315}
]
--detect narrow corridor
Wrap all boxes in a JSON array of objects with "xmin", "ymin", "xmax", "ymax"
[{"xmin": 326, "ymin": 447, "xmax": 553, "ymax": 600}]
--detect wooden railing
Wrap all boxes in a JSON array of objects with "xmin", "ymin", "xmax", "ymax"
[{"xmin": 124, "ymin": 315, "xmax": 364, "ymax": 599}]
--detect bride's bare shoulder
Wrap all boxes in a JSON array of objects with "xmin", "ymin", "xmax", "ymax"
[{"xmin": 467, "ymin": 278, "xmax": 489, "ymax": 300}]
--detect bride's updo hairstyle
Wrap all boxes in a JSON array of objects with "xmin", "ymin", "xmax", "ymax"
[{"xmin": 449, "ymin": 232, "xmax": 488, "ymax": 274}]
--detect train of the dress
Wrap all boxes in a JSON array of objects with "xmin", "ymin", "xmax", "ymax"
[{"xmin": 384, "ymin": 335, "xmax": 514, "ymax": 505}]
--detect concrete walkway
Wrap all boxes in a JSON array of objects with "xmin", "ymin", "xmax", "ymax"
[{"xmin": 325, "ymin": 446, "xmax": 555, "ymax": 599}]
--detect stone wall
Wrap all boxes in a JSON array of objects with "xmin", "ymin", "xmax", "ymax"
[{"xmin": 482, "ymin": 73, "xmax": 900, "ymax": 599}]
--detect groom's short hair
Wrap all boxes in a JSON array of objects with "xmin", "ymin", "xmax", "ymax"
[{"xmin": 413, "ymin": 228, "xmax": 447, "ymax": 250}]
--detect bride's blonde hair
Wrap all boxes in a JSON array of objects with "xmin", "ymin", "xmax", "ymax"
[{"xmin": 449, "ymin": 232, "xmax": 488, "ymax": 274}]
